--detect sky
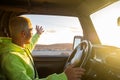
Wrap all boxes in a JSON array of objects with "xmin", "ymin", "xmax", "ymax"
[{"xmin": 23, "ymin": 15, "xmax": 83, "ymax": 45}]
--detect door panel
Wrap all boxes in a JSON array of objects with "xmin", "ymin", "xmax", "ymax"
[{"xmin": 33, "ymin": 55, "xmax": 69, "ymax": 78}]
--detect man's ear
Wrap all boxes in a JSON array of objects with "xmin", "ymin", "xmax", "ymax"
[{"xmin": 21, "ymin": 31, "xmax": 26, "ymax": 38}]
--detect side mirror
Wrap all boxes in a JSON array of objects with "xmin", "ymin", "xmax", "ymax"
[
  {"xmin": 73, "ymin": 36, "xmax": 83, "ymax": 49},
  {"xmin": 117, "ymin": 17, "xmax": 120, "ymax": 26}
]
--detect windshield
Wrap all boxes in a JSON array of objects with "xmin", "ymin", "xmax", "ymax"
[{"xmin": 90, "ymin": 1, "xmax": 120, "ymax": 48}]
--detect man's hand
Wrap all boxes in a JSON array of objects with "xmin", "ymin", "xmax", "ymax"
[
  {"xmin": 36, "ymin": 25, "xmax": 44, "ymax": 35},
  {"xmin": 64, "ymin": 64, "xmax": 85, "ymax": 80}
]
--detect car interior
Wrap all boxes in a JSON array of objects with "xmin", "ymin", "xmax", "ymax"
[{"xmin": 1, "ymin": 0, "xmax": 120, "ymax": 80}]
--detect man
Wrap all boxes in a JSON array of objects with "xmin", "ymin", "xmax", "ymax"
[{"xmin": 0, "ymin": 16, "xmax": 85, "ymax": 80}]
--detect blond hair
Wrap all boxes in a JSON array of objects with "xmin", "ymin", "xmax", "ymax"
[{"xmin": 9, "ymin": 16, "xmax": 31, "ymax": 37}]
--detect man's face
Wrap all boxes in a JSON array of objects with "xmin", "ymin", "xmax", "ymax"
[{"xmin": 24, "ymin": 22, "xmax": 33, "ymax": 44}]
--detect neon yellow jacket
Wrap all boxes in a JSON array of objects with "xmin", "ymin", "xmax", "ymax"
[{"xmin": 0, "ymin": 34, "xmax": 67, "ymax": 80}]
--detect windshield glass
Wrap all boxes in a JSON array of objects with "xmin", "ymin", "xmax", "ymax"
[{"xmin": 90, "ymin": 1, "xmax": 120, "ymax": 48}]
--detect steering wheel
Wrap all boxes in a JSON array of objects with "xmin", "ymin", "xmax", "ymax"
[{"xmin": 65, "ymin": 40, "xmax": 92, "ymax": 68}]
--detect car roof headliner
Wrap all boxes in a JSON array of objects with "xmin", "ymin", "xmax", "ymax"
[
  {"xmin": 0, "ymin": 0, "xmax": 117, "ymax": 16},
  {"xmin": 0, "ymin": 0, "xmax": 81, "ymax": 16}
]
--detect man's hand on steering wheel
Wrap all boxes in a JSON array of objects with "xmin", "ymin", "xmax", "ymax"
[{"xmin": 64, "ymin": 64, "xmax": 86, "ymax": 80}]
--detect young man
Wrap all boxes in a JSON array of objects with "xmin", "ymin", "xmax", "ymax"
[{"xmin": 0, "ymin": 16, "xmax": 85, "ymax": 80}]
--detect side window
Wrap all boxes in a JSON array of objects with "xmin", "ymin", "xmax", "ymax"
[{"xmin": 22, "ymin": 14, "xmax": 83, "ymax": 56}]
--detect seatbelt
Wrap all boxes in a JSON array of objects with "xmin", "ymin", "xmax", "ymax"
[{"xmin": 25, "ymin": 48, "xmax": 39, "ymax": 79}]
